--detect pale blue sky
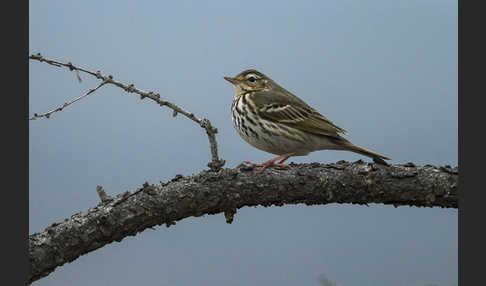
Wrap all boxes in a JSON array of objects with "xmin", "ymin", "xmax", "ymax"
[{"xmin": 29, "ymin": 1, "xmax": 457, "ymax": 285}]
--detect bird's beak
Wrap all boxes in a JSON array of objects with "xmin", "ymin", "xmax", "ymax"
[{"xmin": 224, "ymin": 76, "xmax": 238, "ymax": 85}]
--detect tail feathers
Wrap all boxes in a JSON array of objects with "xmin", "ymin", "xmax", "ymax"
[{"xmin": 345, "ymin": 143, "xmax": 391, "ymax": 165}]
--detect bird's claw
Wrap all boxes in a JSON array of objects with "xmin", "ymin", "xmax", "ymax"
[{"xmin": 243, "ymin": 160, "xmax": 291, "ymax": 173}]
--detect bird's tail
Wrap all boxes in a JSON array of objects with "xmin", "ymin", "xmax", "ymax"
[{"xmin": 342, "ymin": 141, "xmax": 391, "ymax": 165}]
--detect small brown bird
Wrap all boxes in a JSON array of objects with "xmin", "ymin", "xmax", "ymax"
[{"xmin": 224, "ymin": 69, "xmax": 390, "ymax": 171}]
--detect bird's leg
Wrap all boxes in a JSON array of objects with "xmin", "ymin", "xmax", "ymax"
[
  {"xmin": 277, "ymin": 154, "xmax": 293, "ymax": 164},
  {"xmin": 244, "ymin": 152, "xmax": 295, "ymax": 172}
]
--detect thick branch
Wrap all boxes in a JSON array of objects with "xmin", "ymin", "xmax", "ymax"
[
  {"xmin": 29, "ymin": 161, "xmax": 457, "ymax": 284},
  {"xmin": 29, "ymin": 53, "xmax": 225, "ymax": 171}
]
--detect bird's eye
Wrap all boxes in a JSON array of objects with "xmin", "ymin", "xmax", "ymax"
[{"xmin": 248, "ymin": 76, "xmax": 256, "ymax": 82}]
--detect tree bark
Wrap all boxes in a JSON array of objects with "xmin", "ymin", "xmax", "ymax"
[{"xmin": 29, "ymin": 161, "xmax": 458, "ymax": 284}]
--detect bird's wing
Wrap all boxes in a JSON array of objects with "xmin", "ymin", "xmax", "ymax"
[{"xmin": 251, "ymin": 90, "xmax": 348, "ymax": 138}]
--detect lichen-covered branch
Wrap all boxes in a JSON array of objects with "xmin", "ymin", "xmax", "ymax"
[
  {"xmin": 28, "ymin": 53, "xmax": 225, "ymax": 171},
  {"xmin": 29, "ymin": 161, "xmax": 458, "ymax": 284}
]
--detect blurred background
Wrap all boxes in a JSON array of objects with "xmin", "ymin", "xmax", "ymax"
[{"xmin": 29, "ymin": 1, "xmax": 457, "ymax": 285}]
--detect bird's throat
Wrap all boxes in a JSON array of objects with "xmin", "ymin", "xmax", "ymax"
[{"xmin": 233, "ymin": 85, "xmax": 246, "ymax": 99}]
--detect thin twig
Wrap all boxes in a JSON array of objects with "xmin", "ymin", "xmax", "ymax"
[
  {"xmin": 29, "ymin": 80, "xmax": 108, "ymax": 120},
  {"xmin": 29, "ymin": 53, "xmax": 225, "ymax": 171}
]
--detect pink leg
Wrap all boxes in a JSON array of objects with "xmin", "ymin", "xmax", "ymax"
[{"xmin": 244, "ymin": 153, "xmax": 295, "ymax": 172}]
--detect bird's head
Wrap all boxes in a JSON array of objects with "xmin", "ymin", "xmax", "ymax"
[{"xmin": 224, "ymin": 69, "xmax": 271, "ymax": 94}]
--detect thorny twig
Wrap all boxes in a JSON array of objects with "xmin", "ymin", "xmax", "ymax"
[
  {"xmin": 29, "ymin": 53, "xmax": 225, "ymax": 171},
  {"xmin": 30, "ymin": 80, "xmax": 108, "ymax": 120}
]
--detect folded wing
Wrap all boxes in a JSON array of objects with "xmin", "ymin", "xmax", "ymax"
[{"xmin": 251, "ymin": 91, "xmax": 348, "ymax": 139}]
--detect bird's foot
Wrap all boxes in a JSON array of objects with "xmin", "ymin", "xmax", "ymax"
[
  {"xmin": 243, "ymin": 161, "xmax": 291, "ymax": 172},
  {"xmin": 244, "ymin": 153, "xmax": 295, "ymax": 173}
]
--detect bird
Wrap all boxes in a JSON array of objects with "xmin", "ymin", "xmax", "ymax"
[{"xmin": 224, "ymin": 69, "xmax": 390, "ymax": 172}]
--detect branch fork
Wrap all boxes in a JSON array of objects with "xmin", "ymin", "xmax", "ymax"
[{"xmin": 29, "ymin": 53, "xmax": 225, "ymax": 171}]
